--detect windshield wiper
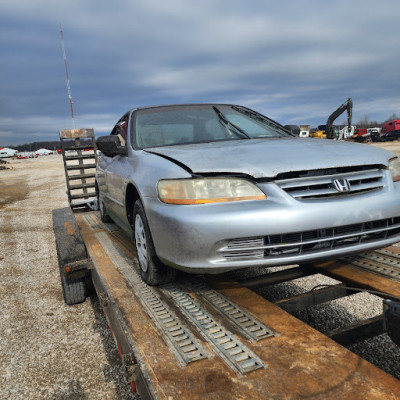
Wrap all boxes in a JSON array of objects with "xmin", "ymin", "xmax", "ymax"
[
  {"xmin": 212, "ymin": 106, "xmax": 250, "ymax": 139},
  {"xmin": 231, "ymin": 106, "xmax": 279, "ymax": 126},
  {"xmin": 231, "ymin": 105, "xmax": 293, "ymax": 137}
]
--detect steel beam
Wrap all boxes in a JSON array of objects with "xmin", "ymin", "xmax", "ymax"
[
  {"xmin": 275, "ymin": 284, "xmax": 358, "ymax": 313},
  {"xmin": 326, "ymin": 315, "xmax": 385, "ymax": 346},
  {"xmin": 239, "ymin": 265, "xmax": 316, "ymax": 289}
]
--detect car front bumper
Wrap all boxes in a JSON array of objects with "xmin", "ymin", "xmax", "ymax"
[{"xmin": 144, "ymin": 182, "xmax": 400, "ymax": 274}]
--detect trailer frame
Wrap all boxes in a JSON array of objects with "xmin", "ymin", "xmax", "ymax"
[{"xmin": 52, "ymin": 205, "xmax": 400, "ymax": 399}]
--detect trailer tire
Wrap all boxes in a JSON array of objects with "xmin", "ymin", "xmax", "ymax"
[
  {"xmin": 53, "ymin": 207, "xmax": 89, "ymax": 306},
  {"xmin": 133, "ymin": 200, "xmax": 177, "ymax": 285},
  {"xmin": 60, "ymin": 270, "xmax": 87, "ymax": 305},
  {"xmin": 55, "ymin": 242, "xmax": 88, "ymax": 305}
]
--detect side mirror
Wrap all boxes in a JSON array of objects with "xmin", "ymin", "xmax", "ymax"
[
  {"xmin": 283, "ymin": 125, "xmax": 300, "ymax": 136},
  {"xmin": 97, "ymin": 135, "xmax": 127, "ymax": 157}
]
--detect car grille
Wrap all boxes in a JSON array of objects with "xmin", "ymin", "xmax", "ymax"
[
  {"xmin": 221, "ymin": 216, "xmax": 400, "ymax": 261},
  {"xmin": 275, "ymin": 167, "xmax": 385, "ymax": 199}
]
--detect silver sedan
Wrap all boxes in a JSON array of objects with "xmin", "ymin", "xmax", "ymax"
[{"xmin": 96, "ymin": 104, "xmax": 400, "ymax": 285}]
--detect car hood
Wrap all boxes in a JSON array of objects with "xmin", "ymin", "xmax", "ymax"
[{"xmin": 145, "ymin": 138, "xmax": 394, "ymax": 179}]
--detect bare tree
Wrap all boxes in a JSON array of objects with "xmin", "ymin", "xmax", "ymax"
[
  {"xmin": 368, "ymin": 120, "xmax": 379, "ymax": 128},
  {"xmin": 384, "ymin": 113, "xmax": 399, "ymax": 122},
  {"xmin": 357, "ymin": 114, "xmax": 370, "ymax": 128},
  {"xmin": 356, "ymin": 115, "xmax": 380, "ymax": 128}
]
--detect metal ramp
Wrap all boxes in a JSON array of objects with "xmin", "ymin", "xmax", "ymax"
[{"xmin": 59, "ymin": 128, "xmax": 98, "ymax": 210}]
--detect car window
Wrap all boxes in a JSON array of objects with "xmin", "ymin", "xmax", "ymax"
[
  {"xmin": 163, "ymin": 124, "xmax": 194, "ymax": 145},
  {"xmin": 133, "ymin": 105, "xmax": 290, "ymax": 148},
  {"xmin": 224, "ymin": 114, "xmax": 273, "ymax": 137},
  {"xmin": 225, "ymin": 107, "xmax": 292, "ymax": 138},
  {"xmin": 205, "ymin": 119, "xmax": 231, "ymax": 140}
]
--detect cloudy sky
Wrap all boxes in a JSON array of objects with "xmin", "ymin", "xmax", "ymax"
[{"xmin": 1, "ymin": 0, "xmax": 399, "ymax": 146}]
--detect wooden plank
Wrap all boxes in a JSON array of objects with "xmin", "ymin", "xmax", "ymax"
[
  {"xmin": 59, "ymin": 128, "xmax": 95, "ymax": 139},
  {"xmin": 65, "ymin": 154, "xmax": 97, "ymax": 161},
  {"xmin": 69, "ymin": 183, "xmax": 96, "ymax": 190},
  {"xmin": 66, "ymin": 163, "xmax": 97, "ymax": 170},
  {"xmin": 63, "ymin": 145, "xmax": 97, "ymax": 151},
  {"xmin": 70, "ymin": 192, "xmax": 97, "ymax": 200},
  {"xmin": 67, "ymin": 173, "xmax": 96, "ymax": 180}
]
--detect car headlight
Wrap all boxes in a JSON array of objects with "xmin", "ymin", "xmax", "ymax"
[
  {"xmin": 389, "ymin": 157, "xmax": 400, "ymax": 182},
  {"xmin": 157, "ymin": 178, "xmax": 266, "ymax": 204}
]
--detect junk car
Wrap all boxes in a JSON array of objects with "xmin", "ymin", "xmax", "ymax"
[{"xmin": 96, "ymin": 104, "xmax": 400, "ymax": 285}]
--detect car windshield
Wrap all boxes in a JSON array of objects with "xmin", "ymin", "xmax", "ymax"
[{"xmin": 133, "ymin": 105, "xmax": 291, "ymax": 148}]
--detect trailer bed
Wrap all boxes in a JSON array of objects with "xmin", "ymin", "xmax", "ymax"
[
  {"xmin": 313, "ymin": 248, "xmax": 400, "ymax": 298},
  {"xmin": 68, "ymin": 210, "xmax": 400, "ymax": 399}
]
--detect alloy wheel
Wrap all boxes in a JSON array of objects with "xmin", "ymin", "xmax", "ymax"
[{"xmin": 135, "ymin": 214, "xmax": 148, "ymax": 272}]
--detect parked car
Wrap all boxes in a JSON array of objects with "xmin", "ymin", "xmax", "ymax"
[
  {"xmin": 96, "ymin": 104, "xmax": 400, "ymax": 285},
  {"xmin": 382, "ymin": 130, "xmax": 400, "ymax": 142}
]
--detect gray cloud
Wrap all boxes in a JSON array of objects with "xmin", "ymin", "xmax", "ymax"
[{"xmin": 1, "ymin": 0, "xmax": 399, "ymax": 145}]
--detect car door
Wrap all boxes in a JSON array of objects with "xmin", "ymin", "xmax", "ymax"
[{"xmin": 102, "ymin": 114, "xmax": 130, "ymax": 221}]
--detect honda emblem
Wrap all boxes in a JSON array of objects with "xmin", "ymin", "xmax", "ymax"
[{"xmin": 332, "ymin": 178, "xmax": 351, "ymax": 192}]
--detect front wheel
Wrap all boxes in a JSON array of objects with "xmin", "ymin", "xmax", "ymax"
[
  {"xmin": 98, "ymin": 192, "xmax": 112, "ymax": 223},
  {"xmin": 133, "ymin": 200, "xmax": 177, "ymax": 285}
]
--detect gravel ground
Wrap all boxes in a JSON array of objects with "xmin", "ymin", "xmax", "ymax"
[
  {"xmin": 1, "ymin": 142, "xmax": 399, "ymax": 399},
  {"xmin": 0, "ymin": 156, "xmax": 136, "ymax": 400}
]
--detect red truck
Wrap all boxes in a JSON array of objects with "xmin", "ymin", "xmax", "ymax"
[{"xmin": 381, "ymin": 119, "xmax": 400, "ymax": 134}]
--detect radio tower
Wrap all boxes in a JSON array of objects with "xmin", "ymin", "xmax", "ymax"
[{"xmin": 59, "ymin": 23, "xmax": 75, "ymax": 129}]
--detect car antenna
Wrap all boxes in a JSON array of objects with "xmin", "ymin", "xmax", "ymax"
[{"xmin": 59, "ymin": 23, "xmax": 76, "ymax": 129}]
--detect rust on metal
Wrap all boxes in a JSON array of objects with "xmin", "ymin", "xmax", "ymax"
[
  {"xmin": 64, "ymin": 221, "xmax": 76, "ymax": 236},
  {"xmin": 313, "ymin": 246, "xmax": 400, "ymax": 298},
  {"xmin": 82, "ymin": 214, "xmax": 103, "ymax": 231},
  {"xmin": 75, "ymin": 212, "xmax": 400, "ymax": 399}
]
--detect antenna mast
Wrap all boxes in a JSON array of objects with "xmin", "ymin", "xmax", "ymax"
[{"xmin": 59, "ymin": 23, "xmax": 75, "ymax": 129}]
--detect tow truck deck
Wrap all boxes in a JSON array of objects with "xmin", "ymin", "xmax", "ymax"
[{"xmin": 53, "ymin": 207, "xmax": 400, "ymax": 399}]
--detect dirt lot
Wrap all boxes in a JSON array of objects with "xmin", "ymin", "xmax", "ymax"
[
  {"xmin": 1, "ymin": 142, "xmax": 400, "ymax": 399},
  {"xmin": 0, "ymin": 155, "xmax": 135, "ymax": 399},
  {"xmin": 371, "ymin": 140, "xmax": 400, "ymax": 157}
]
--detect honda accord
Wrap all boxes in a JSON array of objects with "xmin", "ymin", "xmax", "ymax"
[{"xmin": 96, "ymin": 104, "xmax": 400, "ymax": 285}]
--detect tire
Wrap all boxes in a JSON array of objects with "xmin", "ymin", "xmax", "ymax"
[
  {"xmin": 55, "ymin": 241, "xmax": 87, "ymax": 305},
  {"xmin": 133, "ymin": 200, "xmax": 177, "ymax": 285},
  {"xmin": 99, "ymin": 192, "xmax": 112, "ymax": 223},
  {"xmin": 53, "ymin": 208, "xmax": 88, "ymax": 305},
  {"xmin": 60, "ymin": 271, "xmax": 87, "ymax": 305}
]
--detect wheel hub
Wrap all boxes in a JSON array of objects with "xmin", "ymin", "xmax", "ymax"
[{"xmin": 135, "ymin": 214, "xmax": 148, "ymax": 272}]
